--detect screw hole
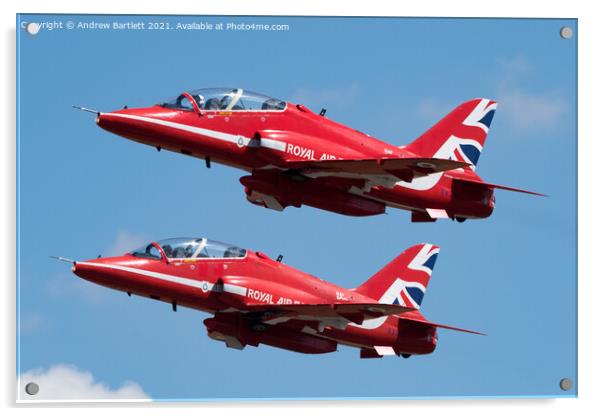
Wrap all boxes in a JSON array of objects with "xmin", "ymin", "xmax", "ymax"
[
  {"xmin": 559, "ymin": 378, "xmax": 572, "ymax": 391},
  {"xmin": 560, "ymin": 26, "xmax": 573, "ymax": 39},
  {"xmin": 25, "ymin": 382, "xmax": 39, "ymax": 395}
]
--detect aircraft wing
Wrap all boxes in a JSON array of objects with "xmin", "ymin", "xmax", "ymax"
[
  {"xmin": 284, "ymin": 157, "xmax": 470, "ymax": 182},
  {"xmin": 242, "ymin": 302, "xmax": 415, "ymax": 325}
]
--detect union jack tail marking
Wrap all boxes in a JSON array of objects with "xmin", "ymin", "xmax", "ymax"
[
  {"xmin": 405, "ymin": 98, "xmax": 497, "ymax": 170},
  {"xmin": 352, "ymin": 243, "xmax": 440, "ymax": 310}
]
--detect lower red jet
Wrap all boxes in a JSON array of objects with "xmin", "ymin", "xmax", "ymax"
[
  {"xmin": 56, "ymin": 239, "xmax": 482, "ymax": 358},
  {"xmin": 76, "ymin": 88, "xmax": 542, "ymax": 222}
]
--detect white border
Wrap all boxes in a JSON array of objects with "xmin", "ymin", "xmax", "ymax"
[{"xmin": 3, "ymin": 0, "xmax": 598, "ymax": 415}]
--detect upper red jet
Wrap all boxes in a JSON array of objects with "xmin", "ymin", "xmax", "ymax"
[
  {"xmin": 77, "ymin": 88, "xmax": 542, "ymax": 222},
  {"xmin": 58, "ymin": 239, "xmax": 481, "ymax": 358}
]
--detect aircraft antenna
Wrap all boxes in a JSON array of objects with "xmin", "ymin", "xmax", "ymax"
[
  {"xmin": 72, "ymin": 105, "xmax": 100, "ymax": 115},
  {"xmin": 50, "ymin": 256, "xmax": 75, "ymax": 264}
]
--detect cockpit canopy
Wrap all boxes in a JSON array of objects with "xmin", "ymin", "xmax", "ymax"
[
  {"xmin": 130, "ymin": 238, "xmax": 247, "ymax": 260},
  {"xmin": 160, "ymin": 88, "xmax": 286, "ymax": 112}
]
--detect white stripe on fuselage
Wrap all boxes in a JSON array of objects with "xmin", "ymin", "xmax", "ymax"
[
  {"xmin": 103, "ymin": 113, "xmax": 286, "ymax": 151},
  {"xmin": 105, "ymin": 113, "xmax": 448, "ymax": 205},
  {"xmin": 78, "ymin": 261, "xmax": 393, "ymax": 330},
  {"xmin": 76, "ymin": 262, "xmax": 246, "ymax": 296}
]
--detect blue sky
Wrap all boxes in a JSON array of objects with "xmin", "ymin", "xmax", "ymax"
[{"xmin": 17, "ymin": 15, "xmax": 577, "ymax": 400}]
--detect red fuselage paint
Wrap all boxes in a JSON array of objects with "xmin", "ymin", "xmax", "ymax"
[
  {"xmin": 72, "ymin": 246, "xmax": 437, "ymax": 356},
  {"xmin": 94, "ymin": 95, "xmax": 495, "ymax": 219}
]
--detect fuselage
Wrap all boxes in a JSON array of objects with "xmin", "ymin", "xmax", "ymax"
[
  {"xmin": 94, "ymin": 89, "xmax": 494, "ymax": 220},
  {"xmin": 72, "ymin": 238, "xmax": 437, "ymax": 356}
]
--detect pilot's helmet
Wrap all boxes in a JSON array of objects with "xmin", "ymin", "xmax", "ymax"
[
  {"xmin": 196, "ymin": 94, "xmax": 205, "ymax": 107},
  {"xmin": 162, "ymin": 244, "xmax": 173, "ymax": 257}
]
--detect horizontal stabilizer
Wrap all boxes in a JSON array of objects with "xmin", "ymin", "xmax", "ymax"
[
  {"xmin": 399, "ymin": 315, "xmax": 485, "ymax": 335},
  {"xmin": 453, "ymin": 177, "xmax": 546, "ymax": 196}
]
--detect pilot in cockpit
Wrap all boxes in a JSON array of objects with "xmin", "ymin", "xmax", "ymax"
[
  {"xmin": 161, "ymin": 243, "xmax": 173, "ymax": 258},
  {"xmin": 219, "ymin": 92, "xmax": 234, "ymax": 110},
  {"xmin": 204, "ymin": 98, "xmax": 220, "ymax": 110},
  {"xmin": 219, "ymin": 90, "xmax": 244, "ymax": 110},
  {"xmin": 195, "ymin": 94, "xmax": 205, "ymax": 110}
]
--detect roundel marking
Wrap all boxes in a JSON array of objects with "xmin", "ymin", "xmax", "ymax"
[{"xmin": 416, "ymin": 161, "xmax": 436, "ymax": 169}]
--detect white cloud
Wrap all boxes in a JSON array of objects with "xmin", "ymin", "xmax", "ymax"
[
  {"xmin": 496, "ymin": 56, "xmax": 532, "ymax": 79},
  {"xmin": 494, "ymin": 56, "xmax": 567, "ymax": 132},
  {"xmin": 19, "ymin": 312, "xmax": 49, "ymax": 335},
  {"xmin": 45, "ymin": 271, "xmax": 107, "ymax": 303},
  {"xmin": 416, "ymin": 97, "xmax": 455, "ymax": 121},
  {"xmin": 18, "ymin": 364, "xmax": 150, "ymax": 402},
  {"xmin": 44, "ymin": 231, "xmax": 148, "ymax": 302},
  {"xmin": 496, "ymin": 88, "xmax": 567, "ymax": 132},
  {"xmin": 105, "ymin": 230, "xmax": 148, "ymax": 257},
  {"xmin": 414, "ymin": 56, "xmax": 568, "ymax": 134},
  {"xmin": 290, "ymin": 84, "xmax": 359, "ymax": 109}
]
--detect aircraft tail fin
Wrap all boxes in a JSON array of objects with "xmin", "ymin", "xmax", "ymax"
[
  {"xmin": 404, "ymin": 98, "xmax": 497, "ymax": 170},
  {"xmin": 352, "ymin": 244, "xmax": 439, "ymax": 310}
]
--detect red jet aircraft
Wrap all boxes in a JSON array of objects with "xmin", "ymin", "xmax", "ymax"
[
  {"xmin": 56, "ymin": 239, "xmax": 482, "ymax": 358},
  {"xmin": 76, "ymin": 88, "xmax": 542, "ymax": 222}
]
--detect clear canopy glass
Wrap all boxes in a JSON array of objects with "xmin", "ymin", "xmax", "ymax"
[
  {"xmin": 160, "ymin": 88, "xmax": 286, "ymax": 111},
  {"xmin": 130, "ymin": 242, "xmax": 162, "ymax": 259},
  {"xmin": 131, "ymin": 238, "xmax": 246, "ymax": 260},
  {"xmin": 160, "ymin": 94, "xmax": 195, "ymax": 111}
]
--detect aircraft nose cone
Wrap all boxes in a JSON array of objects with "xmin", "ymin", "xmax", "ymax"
[
  {"xmin": 71, "ymin": 258, "xmax": 118, "ymax": 288},
  {"xmin": 95, "ymin": 110, "xmax": 144, "ymax": 143},
  {"xmin": 71, "ymin": 256, "xmax": 141, "ymax": 293},
  {"xmin": 71, "ymin": 260, "xmax": 97, "ymax": 281},
  {"xmin": 95, "ymin": 111, "xmax": 128, "ymax": 133},
  {"xmin": 95, "ymin": 107, "xmax": 165, "ymax": 148}
]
